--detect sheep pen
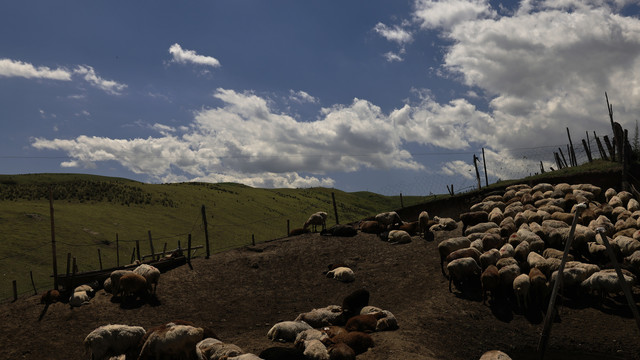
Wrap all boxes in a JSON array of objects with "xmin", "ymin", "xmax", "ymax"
[{"xmin": 1, "ymin": 182, "xmax": 640, "ymax": 359}]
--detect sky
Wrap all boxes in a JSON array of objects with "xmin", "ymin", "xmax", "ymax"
[{"xmin": 2, "ymin": 0, "xmax": 640, "ymax": 195}]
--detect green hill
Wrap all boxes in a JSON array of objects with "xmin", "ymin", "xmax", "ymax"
[{"xmin": 0, "ymin": 174, "xmax": 429, "ymax": 300}]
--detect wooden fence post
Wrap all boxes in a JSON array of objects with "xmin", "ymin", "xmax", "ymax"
[
  {"xmin": 400, "ymin": 193, "xmax": 404, "ymax": 208},
  {"xmin": 116, "ymin": 233, "xmax": 120, "ymax": 267},
  {"xmin": 567, "ymin": 127, "xmax": 577, "ymax": 166},
  {"xmin": 136, "ymin": 241, "xmax": 141, "ymax": 262},
  {"xmin": 251, "ymin": 234, "xmax": 255, "ymax": 246},
  {"xmin": 148, "ymin": 231, "xmax": 155, "ymax": 261},
  {"xmin": 12, "ymin": 280, "xmax": 17, "ymax": 302},
  {"xmin": 162, "ymin": 243, "xmax": 167, "ymax": 258},
  {"xmin": 201, "ymin": 205, "xmax": 210, "ymax": 259},
  {"xmin": 558, "ymin": 148, "xmax": 569, "ymax": 168},
  {"xmin": 594, "ymin": 133, "xmax": 608, "ymax": 160},
  {"xmin": 539, "ymin": 161, "xmax": 545, "ymax": 174},
  {"xmin": 482, "ymin": 148, "xmax": 489, "ymax": 187},
  {"xmin": 582, "ymin": 139, "xmax": 593, "ymax": 162},
  {"xmin": 473, "ymin": 154, "xmax": 481, "ymax": 190},
  {"xmin": 287, "ymin": 219, "xmax": 290, "ymax": 236},
  {"xmin": 187, "ymin": 234, "xmax": 193, "ymax": 270},
  {"xmin": 604, "ymin": 135, "xmax": 615, "ymax": 161},
  {"xmin": 331, "ymin": 192, "xmax": 339, "ymax": 225},
  {"xmin": 30, "ymin": 270, "xmax": 37, "ymax": 295},
  {"xmin": 97, "ymin": 249, "xmax": 102, "ymax": 270},
  {"xmin": 130, "ymin": 248, "xmax": 136, "ymax": 264},
  {"xmin": 65, "ymin": 253, "xmax": 71, "ymax": 291},
  {"xmin": 49, "ymin": 187, "xmax": 58, "ymax": 291}
]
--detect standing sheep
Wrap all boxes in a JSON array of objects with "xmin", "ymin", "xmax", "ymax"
[
  {"xmin": 84, "ymin": 324, "xmax": 146, "ymax": 360},
  {"xmin": 304, "ymin": 212, "xmax": 328, "ymax": 232},
  {"xmin": 447, "ymin": 257, "xmax": 481, "ymax": 292},
  {"xmin": 481, "ymin": 265, "xmax": 500, "ymax": 304},
  {"xmin": 133, "ymin": 264, "xmax": 160, "ymax": 294},
  {"xmin": 374, "ymin": 211, "xmax": 403, "ymax": 228},
  {"xmin": 512, "ymin": 274, "xmax": 530, "ymax": 311},
  {"xmin": 438, "ymin": 237, "xmax": 471, "ymax": 276}
]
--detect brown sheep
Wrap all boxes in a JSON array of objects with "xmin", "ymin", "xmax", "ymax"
[
  {"xmin": 341, "ymin": 289, "xmax": 369, "ymax": 320},
  {"xmin": 344, "ymin": 312, "xmax": 385, "ymax": 333},
  {"xmin": 321, "ymin": 326, "xmax": 348, "ymax": 338},
  {"xmin": 397, "ymin": 221, "xmax": 420, "ymax": 235},
  {"xmin": 481, "ymin": 265, "xmax": 500, "ymax": 304},
  {"xmin": 40, "ymin": 289, "xmax": 60, "ymax": 305},
  {"xmin": 118, "ymin": 272, "xmax": 147, "ymax": 298},
  {"xmin": 327, "ymin": 342, "xmax": 356, "ymax": 360},
  {"xmin": 358, "ymin": 220, "xmax": 385, "ymax": 234},
  {"xmin": 445, "ymin": 247, "xmax": 482, "ymax": 267},
  {"xmin": 323, "ymin": 331, "xmax": 374, "ymax": 355}
]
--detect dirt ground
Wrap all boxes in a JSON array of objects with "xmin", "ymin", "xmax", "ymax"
[{"xmin": 1, "ymin": 221, "xmax": 640, "ymax": 360}]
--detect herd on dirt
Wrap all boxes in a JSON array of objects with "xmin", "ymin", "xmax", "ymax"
[{"xmin": 37, "ymin": 181, "xmax": 640, "ymax": 359}]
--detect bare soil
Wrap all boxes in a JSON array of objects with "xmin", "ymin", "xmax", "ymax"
[{"xmin": 1, "ymin": 223, "xmax": 640, "ymax": 360}]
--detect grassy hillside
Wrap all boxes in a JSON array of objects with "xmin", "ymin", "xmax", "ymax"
[{"xmin": 0, "ymin": 174, "xmax": 429, "ymax": 301}]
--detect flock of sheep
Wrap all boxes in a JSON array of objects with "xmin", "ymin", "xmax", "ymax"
[
  {"xmin": 81, "ymin": 289, "xmax": 399, "ymax": 360},
  {"xmin": 438, "ymin": 182, "xmax": 640, "ymax": 317}
]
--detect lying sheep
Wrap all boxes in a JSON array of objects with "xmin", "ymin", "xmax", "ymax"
[
  {"xmin": 138, "ymin": 323, "xmax": 204, "ymax": 360},
  {"xmin": 295, "ymin": 305, "xmax": 345, "ymax": 328},
  {"xmin": 197, "ymin": 340, "xmax": 244, "ymax": 360},
  {"xmin": 196, "ymin": 338, "xmax": 222, "ymax": 360},
  {"xmin": 480, "ymin": 350, "xmax": 512, "ymax": 360},
  {"xmin": 327, "ymin": 342, "xmax": 356, "ymax": 360},
  {"xmin": 345, "ymin": 313, "xmax": 385, "ymax": 333},
  {"xmin": 326, "ymin": 267, "xmax": 355, "ymax": 283},
  {"xmin": 358, "ymin": 221, "xmax": 385, "ymax": 234},
  {"xmin": 267, "ymin": 321, "xmax": 312, "ymax": 342},
  {"xmin": 380, "ymin": 230, "xmax": 411, "ymax": 244},
  {"xmin": 302, "ymin": 339, "xmax": 330, "ymax": 360},
  {"xmin": 341, "ymin": 289, "xmax": 369, "ymax": 320},
  {"xmin": 581, "ymin": 269, "xmax": 636, "ymax": 299},
  {"xmin": 294, "ymin": 329, "xmax": 329, "ymax": 349},
  {"xmin": 259, "ymin": 346, "xmax": 305, "ymax": 359},
  {"xmin": 40, "ymin": 289, "xmax": 60, "ymax": 305},
  {"xmin": 321, "ymin": 224, "xmax": 357, "ymax": 237},
  {"xmin": 374, "ymin": 211, "xmax": 402, "ymax": 227},
  {"xmin": 84, "ymin": 324, "xmax": 146, "ymax": 360},
  {"xmin": 322, "ymin": 331, "xmax": 374, "ymax": 355},
  {"xmin": 431, "ymin": 216, "xmax": 458, "ymax": 231},
  {"xmin": 69, "ymin": 290, "xmax": 92, "ymax": 308}
]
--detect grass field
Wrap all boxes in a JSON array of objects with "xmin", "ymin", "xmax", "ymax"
[{"xmin": 0, "ymin": 174, "xmax": 431, "ymax": 301}]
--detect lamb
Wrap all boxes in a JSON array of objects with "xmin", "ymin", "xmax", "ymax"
[
  {"xmin": 341, "ymin": 289, "xmax": 369, "ymax": 320},
  {"xmin": 447, "ymin": 257, "xmax": 481, "ymax": 292},
  {"xmin": 374, "ymin": 211, "xmax": 402, "ymax": 227},
  {"xmin": 138, "ymin": 323, "xmax": 204, "ymax": 360},
  {"xmin": 481, "ymin": 265, "xmax": 500, "ymax": 304},
  {"xmin": 103, "ymin": 277, "xmax": 112, "ymax": 293},
  {"xmin": 304, "ymin": 212, "xmax": 328, "ymax": 232},
  {"xmin": 84, "ymin": 324, "xmax": 146, "ymax": 360},
  {"xmin": 322, "ymin": 331, "xmax": 374, "ymax": 355},
  {"xmin": 438, "ymin": 237, "xmax": 471, "ymax": 275},
  {"xmin": 295, "ymin": 305, "xmax": 345, "ymax": 328},
  {"xmin": 133, "ymin": 264, "xmax": 160, "ymax": 294},
  {"xmin": 267, "ymin": 321, "xmax": 312, "ymax": 342},
  {"xmin": 513, "ymin": 274, "xmax": 530, "ymax": 311},
  {"xmin": 344, "ymin": 313, "xmax": 385, "ymax": 333},
  {"xmin": 327, "ymin": 342, "xmax": 356, "ymax": 360}
]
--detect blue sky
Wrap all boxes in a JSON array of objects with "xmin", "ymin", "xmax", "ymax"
[{"xmin": 2, "ymin": 0, "xmax": 640, "ymax": 195}]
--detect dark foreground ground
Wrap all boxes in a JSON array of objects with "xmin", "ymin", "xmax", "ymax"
[{"xmin": 1, "ymin": 223, "xmax": 640, "ymax": 360}]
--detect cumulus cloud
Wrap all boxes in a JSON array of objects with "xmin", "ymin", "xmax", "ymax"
[
  {"xmin": 384, "ymin": 51, "xmax": 404, "ymax": 62},
  {"xmin": 413, "ymin": 0, "xmax": 495, "ymax": 30},
  {"xmin": 74, "ymin": 66, "xmax": 127, "ymax": 95},
  {"xmin": 289, "ymin": 90, "xmax": 318, "ymax": 103},
  {"xmin": 374, "ymin": 22, "xmax": 414, "ymax": 44},
  {"xmin": 0, "ymin": 58, "xmax": 71, "ymax": 80},
  {"xmin": 169, "ymin": 43, "xmax": 221, "ymax": 68}
]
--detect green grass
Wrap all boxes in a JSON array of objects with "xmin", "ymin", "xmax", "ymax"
[{"xmin": 0, "ymin": 174, "xmax": 429, "ymax": 300}]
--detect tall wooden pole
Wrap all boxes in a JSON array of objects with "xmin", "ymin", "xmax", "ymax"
[
  {"xmin": 473, "ymin": 154, "xmax": 481, "ymax": 190},
  {"xmin": 49, "ymin": 187, "xmax": 58, "ymax": 291},
  {"xmin": 482, "ymin": 148, "xmax": 489, "ymax": 187},
  {"xmin": 331, "ymin": 192, "xmax": 339, "ymax": 225},
  {"xmin": 201, "ymin": 205, "xmax": 210, "ymax": 259},
  {"xmin": 148, "ymin": 230, "xmax": 155, "ymax": 261},
  {"xmin": 116, "ymin": 233, "xmax": 120, "ymax": 267}
]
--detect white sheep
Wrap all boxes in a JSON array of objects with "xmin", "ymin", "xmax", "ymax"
[
  {"xmin": 133, "ymin": 264, "xmax": 160, "ymax": 294},
  {"xmin": 438, "ymin": 237, "xmax": 471, "ymax": 275},
  {"xmin": 612, "ymin": 236, "xmax": 640, "ymax": 257},
  {"xmin": 226, "ymin": 355, "xmax": 264, "ymax": 360},
  {"xmin": 464, "ymin": 222, "xmax": 499, "ymax": 236},
  {"xmin": 197, "ymin": 340, "xmax": 244, "ymax": 360},
  {"xmin": 418, "ymin": 211, "xmax": 430, "ymax": 236},
  {"xmin": 480, "ymin": 249, "xmax": 501, "ymax": 270},
  {"xmin": 581, "ymin": 269, "xmax": 636, "ymax": 299},
  {"xmin": 447, "ymin": 257, "xmax": 481, "ymax": 292},
  {"xmin": 138, "ymin": 323, "xmax": 204, "ymax": 360},
  {"xmin": 488, "ymin": 207, "xmax": 504, "ymax": 224},
  {"xmin": 304, "ymin": 212, "xmax": 328, "ymax": 232},
  {"xmin": 430, "ymin": 216, "xmax": 458, "ymax": 231},
  {"xmin": 499, "ymin": 243, "xmax": 515, "ymax": 259},
  {"xmin": 550, "ymin": 262, "xmax": 600, "ymax": 288},
  {"xmin": 109, "ymin": 270, "xmax": 133, "ymax": 296},
  {"xmin": 375, "ymin": 310, "xmax": 399, "ymax": 331},
  {"xmin": 267, "ymin": 321, "xmax": 312, "ymax": 342},
  {"xmin": 480, "ymin": 350, "xmax": 512, "ymax": 360},
  {"xmin": 302, "ymin": 339, "xmax": 330, "ymax": 360},
  {"xmin": 294, "ymin": 329, "xmax": 329, "ymax": 349},
  {"xmin": 84, "ymin": 324, "xmax": 146, "ymax": 360},
  {"xmin": 513, "ymin": 274, "xmax": 530, "ymax": 311},
  {"xmin": 374, "ymin": 211, "xmax": 402, "ymax": 227},
  {"xmin": 69, "ymin": 290, "xmax": 91, "ymax": 308},
  {"xmin": 295, "ymin": 305, "xmax": 344, "ymax": 328},
  {"xmin": 386, "ymin": 229, "xmax": 411, "ymax": 244},
  {"xmin": 326, "ymin": 267, "xmax": 355, "ymax": 283},
  {"xmin": 196, "ymin": 338, "xmax": 223, "ymax": 360}
]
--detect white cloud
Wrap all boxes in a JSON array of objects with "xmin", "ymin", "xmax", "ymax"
[
  {"xmin": 374, "ymin": 22, "xmax": 414, "ymax": 44},
  {"xmin": 169, "ymin": 43, "xmax": 221, "ymax": 68},
  {"xmin": 73, "ymin": 66, "xmax": 127, "ymax": 95},
  {"xmin": 289, "ymin": 90, "xmax": 318, "ymax": 103},
  {"xmin": 0, "ymin": 58, "xmax": 72, "ymax": 80},
  {"xmin": 413, "ymin": 0, "xmax": 495, "ymax": 30},
  {"xmin": 384, "ymin": 51, "xmax": 404, "ymax": 62}
]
